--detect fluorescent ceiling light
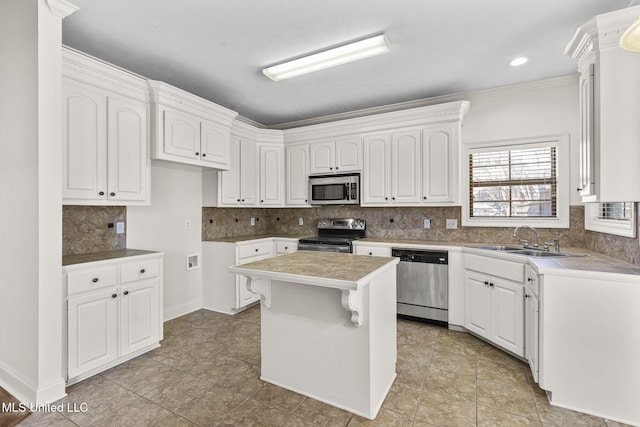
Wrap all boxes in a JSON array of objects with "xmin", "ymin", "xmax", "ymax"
[
  {"xmin": 620, "ymin": 16, "xmax": 640, "ymax": 51},
  {"xmin": 263, "ymin": 34, "xmax": 390, "ymax": 82},
  {"xmin": 509, "ymin": 56, "xmax": 529, "ymax": 67}
]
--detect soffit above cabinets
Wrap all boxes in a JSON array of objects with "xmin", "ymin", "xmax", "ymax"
[{"xmin": 62, "ymin": 0, "xmax": 635, "ymax": 127}]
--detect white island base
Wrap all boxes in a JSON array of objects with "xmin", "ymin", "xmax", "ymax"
[{"xmin": 229, "ymin": 251, "xmax": 398, "ymax": 420}]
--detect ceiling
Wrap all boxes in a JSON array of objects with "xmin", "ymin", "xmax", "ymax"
[{"xmin": 62, "ymin": 0, "xmax": 635, "ymax": 128}]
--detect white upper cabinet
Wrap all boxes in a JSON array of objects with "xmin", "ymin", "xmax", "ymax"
[
  {"xmin": 149, "ymin": 80, "xmax": 237, "ymax": 170},
  {"xmin": 362, "ymin": 134, "xmax": 391, "ymax": 205},
  {"xmin": 309, "ymin": 138, "xmax": 362, "ymax": 174},
  {"xmin": 62, "ymin": 49, "xmax": 148, "ymax": 205},
  {"xmin": 391, "ymin": 130, "xmax": 421, "ymax": 204},
  {"xmin": 218, "ymin": 137, "xmax": 258, "ymax": 207},
  {"xmin": 259, "ymin": 144, "xmax": 284, "ymax": 206},
  {"xmin": 565, "ymin": 6, "xmax": 640, "ymax": 202},
  {"xmin": 422, "ymin": 124, "xmax": 458, "ymax": 204},
  {"xmin": 285, "ymin": 144, "xmax": 310, "ymax": 206}
]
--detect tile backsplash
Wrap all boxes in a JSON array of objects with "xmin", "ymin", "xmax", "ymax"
[
  {"xmin": 203, "ymin": 205, "xmax": 640, "ymax": 264},
  {"xmin": 63, "ymin": 206, "xmax": 126, "ymax": 255}
]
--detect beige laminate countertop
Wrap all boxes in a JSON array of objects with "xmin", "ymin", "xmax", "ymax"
[
  {"xmin": 230, "ymin": 250, "xmax": 397, "ymax": 285},
  {"xmin": 62, "ymin": 249, "xmax": 160, "ymax": 266},
  {"xmin": 205, "ymin": 234, "xmax": 312, "ymax": 243}
]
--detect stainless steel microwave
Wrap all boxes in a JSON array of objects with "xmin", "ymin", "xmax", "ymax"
[{"xmin": 308, "ymin": 174, "xmax": 360, "ymax": 205}]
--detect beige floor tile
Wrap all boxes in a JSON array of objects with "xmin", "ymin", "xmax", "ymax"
[
  {"xmin": 477, "ymin": 404, "xmax": 543, "ymax": 426},
  {"xmin": 294, "ymin": 398, "xmax": 354, "ymax": 427},
  {"xmin": 185, "ymin": 353, "xmax": 247, "ymax": 383},
  {"xmin": 424, "ymin": 366, "xmax": 476, "ymax": 402},
  {"xmin": 436, "ymin": 329, "xmax": 483, "ymax": 356},
  {"xmin": 225, "ymin": 334, "xmax": 261, "ymax": 365},
  {"xmin": 380, "ymin": 380, "xmax": 421, "ymax": 419},
  {"xmin": 477, "ymin": 379, "xmax": 538, "ymax": 421},
  {"xmin": 214, "ymin": 361, "xmax": 264, "ymax": 398},
  {"xmin": 415, "ymin": 388, "xmax": 476, "ymax": 426},
  {"xmin": 61, "ymin": 380, "xmax": 141, "ymax": 426},
  {"xmin": 429, "ymin": 349, "xmax": 477, "ymax": 376},
  {"xmin": 142, "ymin": 372, "xmax": 212, "ymax": 411},
  {"xmin": 153, "ymin": 412, "xmax": 200, "ymax": 426},
  {"xmin": 477, "ymin": 342, "xmax": 527, "ymax": 369},
  {"xmin": 535, "ymin": 399, "xmax": 607, "ymax": 427},
  {"xmin": 89, "ymin": 394, "xmax": 171, "ymax": 427},
  {"xmin": 397, "ymin": 320, "xmax": 441, "ymax": 347},
  {"xmin": 477, "ymin": 356, "xmax": 528, "ymax": 387},
  {"xmin": 604, "ymin": 420, "xmax": 635, "ymax": 427},
  {"xmin": 14, "ymin": 411, "xmax": 77, "ymax": 427},
  {"xmin": 395, "ymin": 358, "xmax": 428, "ymax": 389},
  {"xmin": 172, "ymin": 386, "xmax": 249, "ymax": 426},
  {"xmin": 100, "ymin": 355, "xmax": 187, "ymax": 396},
  {"xmin": 284, "ymin": 414, "xmax": 319, "ymax": 426},
  {"xmin": 252, "ymin": 382, "xmax": 306, "ymax": 412},
  {"xmin": 347, "ymin": 407, "xmax": 412, "ymax": 426},
  {"xmin": 219, "ymin": 398, "xmax": 291, "ymax": 426},
  {"xmin": 397, "ymin": 343, "xmax": 435, "ymax": 367}
]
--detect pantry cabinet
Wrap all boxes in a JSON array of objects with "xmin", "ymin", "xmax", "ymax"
[
  {"xmin": 62, "ymin": 49, "xmax": 148, "ymax": 205},
  {"xmin": 464, "ymin": 253, "xmax": 524, "ymax": 357},
  {"xmin": 309, "ymin": 138, "xmax": 362, "ymax": 174},
  {"xmin": 565, "ymin": 8, "xmax": 640, "ymax": 202},
  {"xmin": 149, "ymin": 80, "xmax": 237, "ymax": 170},
  {"xmin": 64, "ymin": 253, "xmax": 163, "ymax": 384}
]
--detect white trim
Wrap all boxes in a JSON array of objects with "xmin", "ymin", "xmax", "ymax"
[
  {"xmin": 584, "ymin": 203, "xmax": 637, "ymax": 238},
  {"xmin": 462, "ymin": 134, "xmax": 570, "ymax": 228},
  {"xmin": 45, "ymin": 0, "xmax": 78, "ymax": 19},
  {"xmin": 163, "ymin": 298, "xmax": 203, "ymax": 322}
]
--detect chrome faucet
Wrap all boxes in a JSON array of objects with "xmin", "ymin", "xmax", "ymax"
[{"xmin": 512, "ymin": 226, "xmax": 539, "ymax": 248}]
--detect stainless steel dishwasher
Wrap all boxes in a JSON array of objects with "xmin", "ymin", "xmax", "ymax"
[{"xmin": 392, "ymin": 248, "xmax": 448, "ymax": 324}]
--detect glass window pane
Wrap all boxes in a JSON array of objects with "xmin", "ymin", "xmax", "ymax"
[{"xmin": 472, "ymin": 202, "xmax": 511, "ymax": 217}]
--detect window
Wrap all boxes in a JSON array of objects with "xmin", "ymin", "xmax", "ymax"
[
  {"xmin": 462, "ymin": 135, "xmax": 569, "ymax": 228},
  {"xmin": 585, "ymin": 202, "xmax": 636, "ymax": 238}
]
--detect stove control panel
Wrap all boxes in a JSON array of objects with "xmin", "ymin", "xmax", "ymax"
[{"xmin": 318, "ymin": 218, "xmax": 366, "ymax": 230}]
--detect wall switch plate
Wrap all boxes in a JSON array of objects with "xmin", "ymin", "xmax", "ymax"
[
  {"xmin": 298, "ymin": 217, "xmax": 304, "ymax": 226},
  {"xmin": 116, "ymin": 222, "xmax": 125, "ymax": 234},
  {"xmin": 185, "ymin": 219, "xmax": 191, "ymax": 230},
  {"xmin": 446, "ymin": 219, "xmax": 458, "ymax": 229},
  {"xmin": 423, "ymin": 219, "xmax": 431, "ymax": 229},
  {"xmin": 250, "ymin": 217, "xmax": 256, "ymax": 226}
]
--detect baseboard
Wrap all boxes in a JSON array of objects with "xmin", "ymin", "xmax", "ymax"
[
  {"xmin": 0, "ymin": 361, "xmax": 65, "ymax": 405},
  {"xmin": 163, "ymin": 297, "xmax": 203, "ymax": 321}
]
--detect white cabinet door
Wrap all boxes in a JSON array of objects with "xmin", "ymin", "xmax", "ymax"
[
  {"xmin": 354, "ymin": 245, "xmax": 391, "ymax": 257},
  {"xmin": 62, "ymin": 82, "xmax": 107, "ymax": 201},
  {"xmin": 120, "ymin": 279, "xmax": 160, "ymax": 356},
  {"xmin": 163, "ymin": 109, "xmax": 200, "ymax": 161},
  {"xmin": 218, "ymin": 137, "xmax": 241, "ymax": 206},
  {"xmin": 67, "ymin": 289, "xmax": 118, "ymax": 379},
  {"xmin": 240, "ymin": 141, "xmax": 258, "ymax": 205},
  {"xmin": 335, "ymin": 138, "xmax": 362, "ymax": 172},
  {"xmin": 362, "ymin": 134, "xmax": 391, "ymax": 205},
  {"xmin": 422, "ymin": 124, "xmax": 456, "ymax": 204},
  {"xmin": 491, "ymin": 277, "xmax": 524, "ymax": 356},
  {"xmin": 464, "ymin": 270, "xmax": 491, "ymax": 338},
  {"xmin": 106, "ymin": 96, "xmax": 147, "ymax": 202},
  {"xmin": 286, "ymin": 144, "xmax": 310, "ymax": 206},
  {"xmin": 201, "ymin": 120, "xmax": 230, "ymax": 169},
  {"xmin": 309, "ymin": 141, "xmax": 335, "ymax": 174},
  {"xmin": 259, "ymin": 144, "xmax": 284, "ymax": 206},
  {"xmin": 391, "ymin": 131, "xmax": 421, "ymax": 204},
  {"xmin": 578, "ymin": 62, "xmax": 595, "ymax": 199},
  {"xmin": 525, "ymin": 288, "xmax": 539, "ymax": 382}
]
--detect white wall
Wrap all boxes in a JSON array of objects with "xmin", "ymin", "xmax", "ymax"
[
  {"xmin": 127, "ymin": 161, "xmax": 204, "ymax": 321},
  {"xmin": 0, "ymin": 0, "xmax": 70, "ymax": 404}
]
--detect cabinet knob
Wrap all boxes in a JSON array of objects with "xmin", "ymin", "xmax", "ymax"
[
  {"xmin": 489, "ymin": 282, "xmax": 494, "ymax": 287},
  {"xmin": 112, "ymin": 293, "xmax": 117, "ymax": 299},
  {"xmin": 261, "ymin": 200, "xmax": 264, "ymax": 203},
  {"xmin": 385, "ymin": 197, "xmax": 388, "ymax": 200},
  {"xmin": 255, "ymin": 248, "xmax": 259, "ymax": 252},
  {"xmin": 140, "ymin": 269, "xmax": 146, "ymax": 274},
  {"xmin": 92, "ymin": 278, "xmax": 99, "ymax": 283},
  {"xmin": 484, "ymin": 281, "xmax": 489, "ymax": 286},
  {"xmin": 241, "ymin": 199, "xmax": 245, "ymax": 202},
  {"xmin": 576, "ymin": 188, "xmax": 582, "ymax": 192},
  {"xmin": 195, "ymin": 152, "xmax": 200, "ymax": 156},
  {"xmin": 392, "ymin": 197, "xmax": 396, "ymax": 200},
  {"xmin": 305, "ymin": 199, "xmax": 308, "ymax": 202},
  {"xmin": 335, "ymin": 166, "xmax": 339, "ymax": 170},
  {"xmin": 330, "ymin": 167, "xmax": 333, "ymax": 170},
  {"xmin": 423, "ymin": 196, "xmax": 427, "ymax": 200},
  {"xmin": 369, "ymin": 252, "xmax": 373, "ymax": 256},
  {"xmin": 202, "ymin": 153, "xmax": 206, "ymax": 157},
  {"xmin": 98, "ymin": 191, "xmax": 105, "ymax": 196},
  {"xmin": 110, "ymin": 192, "xmax": 116, "ymax": 196},
  {"xmin": 237, "ymin": 199, "xmax": 241, "ymax": 202},
  {"xmin": 284, "ymin": 246, "xmax": 288, "ymax": 250},
  {"xmin": 123, "ymin": 290, "xmax": 129, "ymax": 296},
  {"xmin": 525, "ymin": 294, "xmax": 529, "ymax": 298},
  {"xmin": 527, "ymin": 277, "xmax": 533, "ymax": 282}
]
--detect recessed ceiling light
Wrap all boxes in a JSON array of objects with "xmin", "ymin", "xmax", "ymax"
[
  {"xmin": 509, "ymin": 56, "xmax": 529, "ymax": 67},
  {"xmin": 263, "ymin": 34, "xmax": 390, "ymax": 82}
]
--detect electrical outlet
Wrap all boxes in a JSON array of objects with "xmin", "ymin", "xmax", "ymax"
[
  {"xmin": 446, "ymin": 219, "xmax": 458, "ymax": 229},
  {"xmin": 116, "ymin": 222, "xmax": 125, "ymax": 234},
  {"xmin": 298, "ymin": 217, "xmax": 304, "ymax": 226},
  {"xmin": 185, "ymin": 219, "xmax": 191, "ymax": 230},
  {"xmin": 250, "ymin": 217, "xmax": 256, "ymax": 226},
  {"xmin": 423, "ymin": 219, "xmax": 431, "ymax": 229}
]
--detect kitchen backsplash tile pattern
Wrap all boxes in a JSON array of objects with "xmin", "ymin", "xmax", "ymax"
[
  {"xmin": 203, "ymin": 206, "xmax": 640, "ymax": 264},
  {"xmin": 63, "ymin": 206, "xmax": 126, "ymax": 255}
]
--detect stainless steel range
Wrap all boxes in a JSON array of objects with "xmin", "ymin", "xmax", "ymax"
[{"xmin": 298, "ymin": 218, "xmax": 366, "ymax": 253}]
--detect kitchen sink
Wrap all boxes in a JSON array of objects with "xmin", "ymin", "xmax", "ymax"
[
  {"xmin": 473, "ymin": 245, "xmax": 584, "ymax": 257},
  {"xmin": 476, "ymin": 245, "xmax": 526, "ymax": 251}
]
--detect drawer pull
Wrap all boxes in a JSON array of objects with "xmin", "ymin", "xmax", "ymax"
[
  {"xmin": 140, "ymin": 269, "xmax": 146, "ymax": 274},
  {"xmin": 284, "ymin": 246, "xmax": 288, "ymax": 250},
  {"xmin": 92, "ymin": 278, "xmax": 99, "ymax": 283},
  {"xmin": 255, "ymin": 248, "xmax": 259, "ymax": 252},
  {"xmin": 112, "ymin": 293, "xmax": 117, "ymax": 299},
  {"xmin": 123, "ymin": 291, "xmax": 129, "ymax": 296}
]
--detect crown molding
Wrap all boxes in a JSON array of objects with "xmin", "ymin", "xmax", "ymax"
[
  {"xmin": 45, "ymin": 0, "xmax": 78, "ymax": 19},
  {"xmin": 565, "ymin": 5, "xmax": 640, "ymax": 55}
]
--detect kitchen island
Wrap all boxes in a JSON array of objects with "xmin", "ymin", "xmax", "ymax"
[{"xmin": 229, "ymin": 251, "xmax": 399, "ymax": 420}]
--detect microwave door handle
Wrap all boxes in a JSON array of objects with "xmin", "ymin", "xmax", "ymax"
[{"xmin": 345, "ymin": 183, "xmax": 350, "ymax": 200}]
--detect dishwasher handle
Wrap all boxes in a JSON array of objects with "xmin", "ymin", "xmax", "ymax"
[{"xmin": 391, "ymin": 248, "xmax": 448, "ymax": 264}]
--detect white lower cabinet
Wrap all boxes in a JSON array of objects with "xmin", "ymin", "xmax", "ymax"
[
  {"xmin": 524, "ymin": 265, "xmax": 540, "ymax": 383},
  {"xmin": 204, "ymin": 239, "xmax": 283, "ymax": 314},
  {"xmin": 64, "ymin": 253, "xmax": 163, "ymax": 383},
  {"xmin": 353, "ymin": 244, "xmax": 391, "ymax": 257},
  {"xmin": 464, "ymin": 254, "xmax": 524, "ymax": 357}
]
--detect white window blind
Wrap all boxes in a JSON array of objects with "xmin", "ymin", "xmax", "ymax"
[
  {"xmin": 585, "ymin": 202, "xmax": 636, "ymax": 238},
  {"xmin": 469, "ymin": 146, "xmax": 557, "ymax": 218}
]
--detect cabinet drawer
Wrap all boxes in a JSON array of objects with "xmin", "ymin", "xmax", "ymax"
[
  {"xmin": 276, "ymin": 241, "xmax": 298, "ymax": 254},
  {"xmin": 238, "ymin": 241, "xmax": 273, "ymax": 260},
  {"xmin": 465, "ymin": 253, "xmax": 524, "ymax": 283},
  {"xmin": 121, "ymin": 259, "xmax": 160, "ymax": 283},
  {"xmin": 67, "ymin": 267, "xmax": 118, "ymax": 295},
  {"xmin": 355, "ymin": 246, "xmax": 391, "ymax": 257}
]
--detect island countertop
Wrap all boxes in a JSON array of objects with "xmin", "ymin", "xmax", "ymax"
[{"xmin": 229, "ymin": 250, "xmax": 398, "ymax": 291}]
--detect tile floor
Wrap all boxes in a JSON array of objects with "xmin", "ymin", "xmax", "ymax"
[{"xmin": 15, "ymin": 306, "xmax": 629, "ymax": 427}]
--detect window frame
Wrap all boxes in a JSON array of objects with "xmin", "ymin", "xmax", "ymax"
[
  {"xmin": 584, "ymin": 202, "xmax": 637, "ymax": 238},
  {"xmin": 462, "ymin": 134, "xmax": 570, "ymax": 228}
]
